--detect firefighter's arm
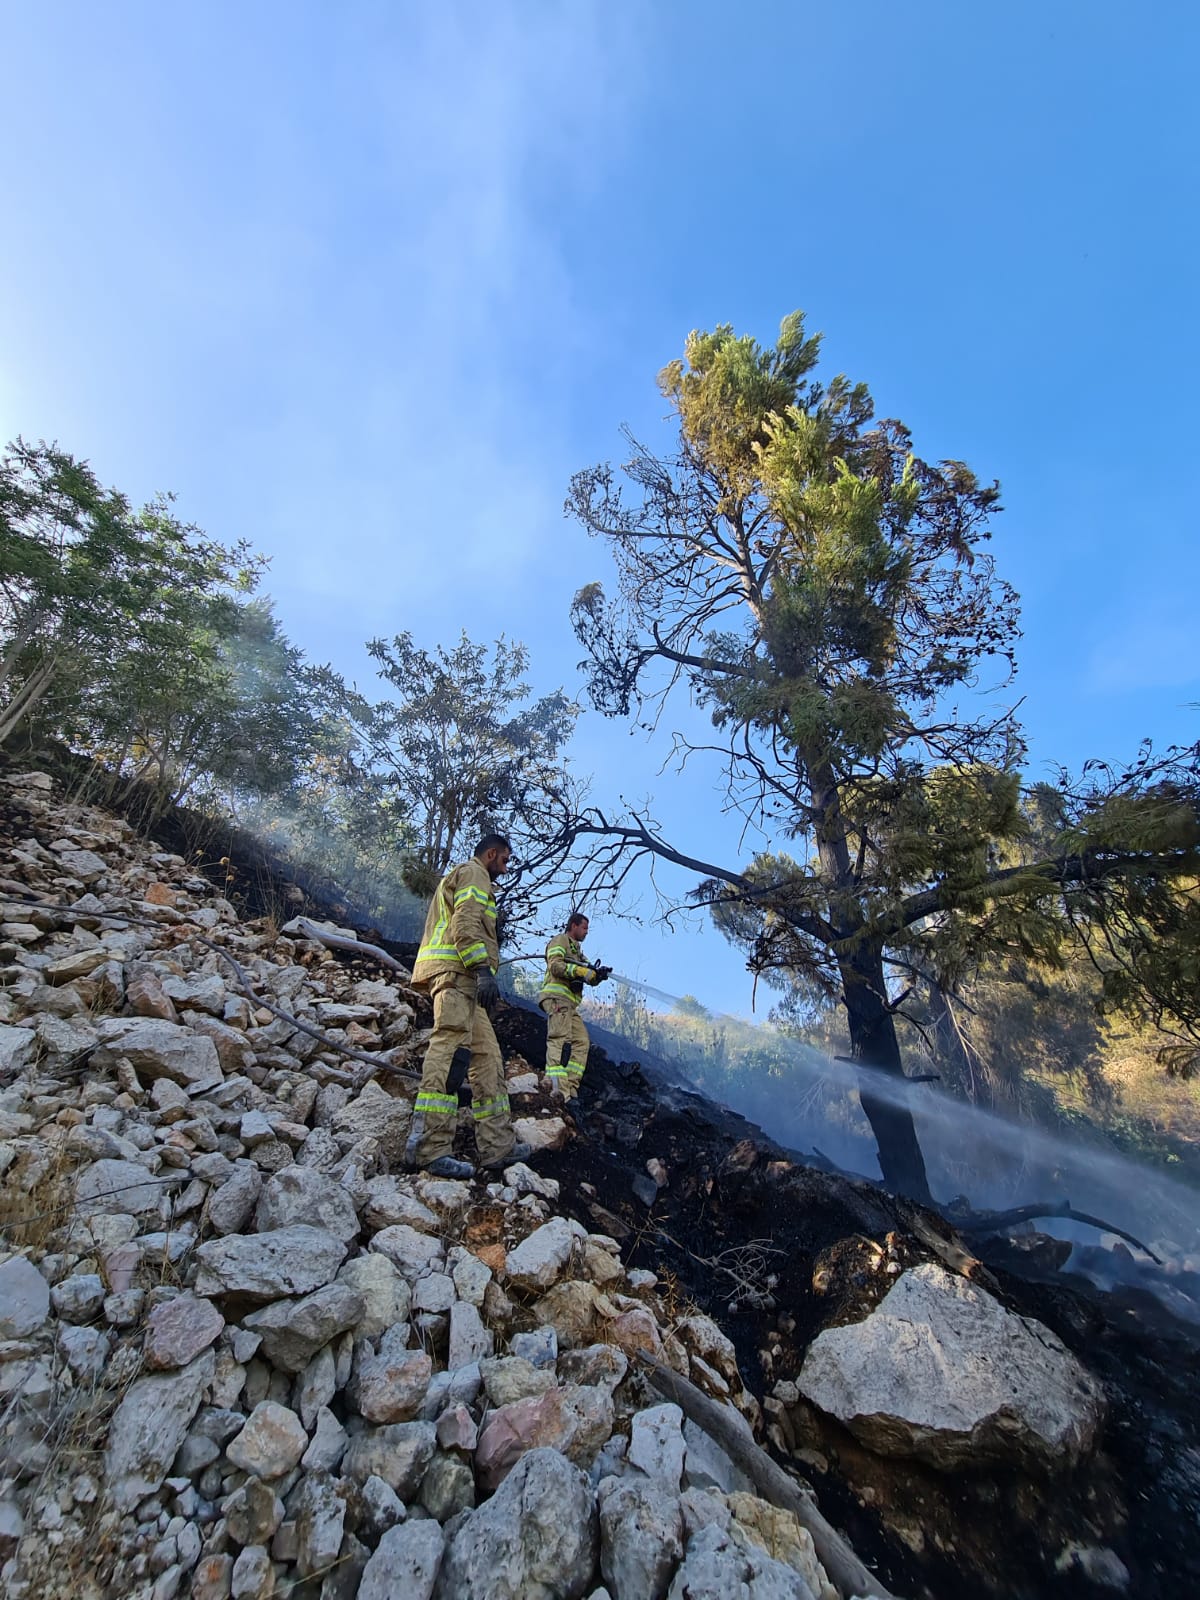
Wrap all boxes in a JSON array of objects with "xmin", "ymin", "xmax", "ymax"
[
  {"xmin": 546, "ymin": 943, "xmax": 579, "ymax": 982},
  {"xmin": 449, "ymin": 865, "xmax": 495, "ymax": 972}
]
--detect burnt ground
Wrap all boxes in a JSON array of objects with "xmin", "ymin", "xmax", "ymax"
[{"xmin": 4, "ymin": 755, "xmax": 1199, "ymax": 1600}]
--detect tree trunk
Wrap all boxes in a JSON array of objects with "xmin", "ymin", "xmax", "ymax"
[{"xmin": 840, "ymin": 947, "xmax": 933, "ymax": 1205}]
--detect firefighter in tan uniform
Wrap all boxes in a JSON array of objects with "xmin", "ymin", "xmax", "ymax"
[
  {"xmin": 540, "ymin": 912, "xmax": 611, "ymax": 1105},
  {"xmin": 405, "ymin": 833, "xmax": 530, "ymax": 1178}
]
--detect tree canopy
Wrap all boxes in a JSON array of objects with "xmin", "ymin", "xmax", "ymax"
[{"xmin": 565, "ymin": 312, "xmax": 1200, "ymax": 1200}]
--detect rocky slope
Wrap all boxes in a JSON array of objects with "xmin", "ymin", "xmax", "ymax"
[{"xmin": 0, "ymin": 765, "xmax": 1196, "ymax": 1599}]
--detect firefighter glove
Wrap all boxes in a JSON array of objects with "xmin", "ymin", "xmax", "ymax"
[{"xmin": 476, "ymin": 970, "xmax": 500, "ymax": 1012}]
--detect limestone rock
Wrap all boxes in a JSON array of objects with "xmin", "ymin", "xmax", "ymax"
[
  {"xmin": 797, "ymin": 1261, "xmax": 1106, "ymax": 1471},
  {"xmin": 629, "ymin": 1403, "xmax": 685, "ymax": 1493},
  {"xmin": 194, "ymin": 1226, "xmax": 348, "ymax": 1302},
  {"xmin": 448, "ymin": 1301, "xmax": 494, "ymax": 1368},
  {"xmin": 292, "ymin": 1472, "xmax": 346, "ymax": 1578},
  {"xmin": 532, "ymin": 1280, "xmax": 607, "ymax": 1350},
  {"xmin": 370, "ymin": 1223, "xmax": 445, "ymax": 1279},
  {"xmin": 104, "ymin": 1349, "xmax": 215, "ymax": 1509},
  {"xmin": 599, "ymin": 1476, "xmax": 684, "ymax": 1600},
  {"xmin": 504, "ymin": 1216, "xmax": 580, "ymax": 1292},
  {"xmin": 93, "ymin": 1018, "xmax": 223, "ymax": 1092},
  {"xmin": 254, "ymin": 1165, "xmax": 359, "ymax": 1245},
  {"xmin": 243, "ymin": 1283, "xmax": 365, "ymax": 1372},
  {"xmin": 667, "ymin": 1521, "xmax": 816, "ymax": 1600},
  {"xmin": 434, "ymin": 1447, "xmax": 597, "ymax": 1599},
  {"xmin": 726, "ymin": 1495, "xmax": 834, "ymax": 1600},
  {"xmin": 143, "ymin": 1294, "xmax": 224, "ymax": 1370},
  {"xmin": 0, "ymin": 1254, "xmax": 49, "ymax": 1338},
  {"xmin": 362, "ymin": 1175, "xmax": 439, "ymax": 1232},
  {"xmin": 336, "ymin": 1253, "xmax": 412, "ymax": 1341},
  {"xmin": 476, "ymin": 1382, "xmax": 614, "ymax": 1493},
  {"xmin": 342, "ymin": 1421, "xmax": 438, "ymax": 1498},
  {"xmin": 0, "ymin": 1023, "xmax": 36, "ymax": 1074},
  {"xmin": 226, "ymin": 1402, "xmax": 308, "ymax": 1478},
  {"xmin": 360, "ymin": 1520, "xmax": 445, "ymax": 1600},
  {"xmin": 224, "ymin": 1477, "xmax": 284, "ymax": 1546},
  {"xmin": 301, "ymin": 1406, "xmax": 348, "ymax": 1473},
  {"xmin": 74, "ymin": 1157, "xmax": 163, "ymax": 1218},
  {"xmin": 558, "ymin": 1344, "xmax": 628, "ymax": 1393},
  {"xmin": 682, "ymin": 1418, "xmax": 753, "ymax": 1496},
  {"xmin": 208, "ymin": 1164, "xmax": 263, "ymax": 1235},
  {"xmin": 353, "ymin": 1340, "xmax": 433, "ymax": 1424},
  {"xmin": 512, "ymin": 1115, "xmax": 569, "ymax": 1153},
  {"xmin": 419, "ymin": 1451, "xmax": 476, "ymax": 1521},
  {"xmin": 479, "ymin": 1355, "xmax": 557, "ymax": 1408}
]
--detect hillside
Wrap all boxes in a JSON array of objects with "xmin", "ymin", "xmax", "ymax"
[{"xmin": 1, "ymin": 766, "xmax": 1199, "ymax": 1599}]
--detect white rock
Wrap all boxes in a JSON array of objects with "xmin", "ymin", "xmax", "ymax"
[
  {"xmin": 254, "ymin": 1164, "xmax": 360, "ymax": 1244},
  {"xmin": 225, "ymin": 1401, "xmax": 308, "ymax": 1478},
  {"xmin": 361, "ymin": 1520, "xmax": 445, "ymax": 1600},
  {"xmin": 104, "ymin": 1350, "xmax": 215, "ymax": 1509},
  {"xmin": 370, "ymin": 1223, "xmax": 445, "ymax": 1279},
  {"xmin": 362, "ymin": 1175, "xmax": 439, "ymax": 1232},
  {"xmin": 682, "ymin": 1418, "xmax": 753, "ymax": 1496},
  {"xmin": 667, "ymin": 1521, "xmax": 816, "ymax": 1600},
  {"xmin": 504, "ymin": 1216, "xmax": 579, "ymax": 1292},
  {"xmin": 599, "ymin": 1476, "xmax": 684, "ymax": 1600},
  {"xmin": 503, "ymin": 1162, "xmax": 560, "ymax": 1201},
  {"xmin": 74, "ymin": 1158, "xmax": 164, "ymax": 1218},
  {"xmin": 797, "ymin": 1261, "xmax": 1106, "ymax": 1471},
  {"xmin": 336, "ymin": 1253, "xmax": 412, "ymax": 1341},
  {"xmin": 451, "ymin": 1252, "xmax": 492, "ymax": 1307},
  {"xmin": 93, "ymin": 1018, "xmax": 223, "ymax": 1092},
  {"xmin": 434, "ymin": 1447, "xmax": 597, "ymax": 1599},
  {"xmin": 0, "ymin": 1254, "xmax": 49, "ymax": 1338},
  {"xmin": 194, "ymin": 1225, "xmax": 348, "ymax": 1302},
  {"xmin": 629, "ymin": 1404, "xmax": 686, "ymax": 1493},
  {"xmin": 0, "ymin": 1024, "xmax": 35, "ymax": 1074},
  {"xmin": 448, "ymin": 1301, "xmax": 494, "ymax": 1369}
]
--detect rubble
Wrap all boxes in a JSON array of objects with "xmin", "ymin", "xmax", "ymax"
[{"xmin": 0, "ymin": 762, "xmax": 1185, "ymax": 1599}]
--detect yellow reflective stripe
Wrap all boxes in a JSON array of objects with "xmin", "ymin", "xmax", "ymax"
[
  {"xmin": 546, "ymin": 1065, "xmax": 570, "ymax": 1080},
  {"xmin": 460, "ymin": 943, "xmax": 489, "ymax": 968},
  {"xmin": 417, "ymin": 942, "xmax": 462, "ymax": 963},
  {"xmin": 454, "ymin": 885, "xmax": 492, "ymax": 906},
  {"xmin": 540, "ymin": 982, "xmax": 580, "ymax": 1004},
  {"xmin": 414, "ymin": 1092, "xmax": 458, "ymax": 1115},
  {"xmin": 547, "ymin": 944, "xmax": 567, "ymax": 958},
  {"xmin": 472, "ymin": 1093, "xmax": 511, "ymax": 1120},
  {"xmin": 566, "ymin": 1060, "xmax": 586, "ymax": 1078}
]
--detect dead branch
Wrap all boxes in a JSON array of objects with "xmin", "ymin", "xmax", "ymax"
[{"xmin": 960, "ymin": 1201, "xmax": 1162, "ymax": 1264}]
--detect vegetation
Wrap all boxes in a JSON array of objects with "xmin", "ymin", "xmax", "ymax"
[{"xmin": 564, "ymin": 313, "xmax": 1200, "ymax": 1200}]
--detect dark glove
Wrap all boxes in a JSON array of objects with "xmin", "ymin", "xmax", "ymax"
[
  {"xmin": 590, "ymin": 965, "xmax": 614, "ymax": 985},
  {"xmin": 476, "ymin": 970, "xmax": 500, "ymax": 1012}
]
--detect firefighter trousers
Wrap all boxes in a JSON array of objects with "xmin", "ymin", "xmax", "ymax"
[
  {"xmin": 406, "ymin": 970, "xmax": 514, "ymax": 1168},
  {"xmin": 541, "ymin": 997, "xmax": 590, "ymax": 1098}
]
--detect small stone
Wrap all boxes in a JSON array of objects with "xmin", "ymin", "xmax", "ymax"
[
  {"xmin": 191, "ymin": 1553, "xmax": 234, "ymax": 1600},
  {"xmin": 480, "ymin": 1356, "xmax": 557, "ymax": 1408},
  {"xmin": 369, "ymin": 1224, "xmax": 444, "ymax": 1279},
  {"xmin": 359, "ymin": 1474, "xmax": 406, "ymax": 1540},
  {"xmin": 292, "ymin": 1472, "xmax": 345, "ymax": 1579},
  {"xmin": 510, "ymin": 1326, "xmax": 558, "ymax": 1370},
  {"xmin": 0, "ymin": 1255, "xmax": 49, "ymax": 1338},
  {"xmin": 353, "ymin": 1343, "xmax": 433, "ymax": 1424},
  {"xmin": 301, "ymin": 1406, "xmax": 348, "ymax": 1473},
  {"xmin": 418, "ymin": 1451, "xmax": 475, "ymax": 1522},
  {"xmin": 448, "ymin": 1301, "xmax": 493, "ymax": 1369},
  {"xmin": 223, "ymin": 1477, "xmax": 283, "ymax": 1546},
  {"xmin": 230, "ymin": 1543, "xmax": 273, "ymax": 1600},
  {"xmin": 74, "ymin": 1158, "xmax": 164, "ymax": 1218},
  {"xmin": 599, "ymin": 1476, "xmax": 683, "ymax": 1600},
  {"xmin": 450, "ymin": 1252, "xmax": 492, "ymax": 1308},
  {"xmin": 225, "ymin": 1402, "xmax": 308, "ymax": 1479},
  {"xmin": 207, "ymin": 1165, "xmax": 262, "ymax": 1235},
  {"xmin": 558, "ymin": 1344, "xmax": 629, "ymax": 1392},
  {"xmin": 104, "ymin": 1287, "xmax": 145, "ymax": 1326},
  {"xmin": 335, "ymin": 1253, "xmax": 411, "ymax": 1342},
  {"xmin": 145, "ymin": 1296, "xmax": 225, "ymax": 1370},
  {"xmin": 475, "ymin": 1383, "xmax": 615, "ymax": 1493},
  {"xmin": 254, "ymin": 1164, "xmax": 359, "ymax": 1245},
  {"xmin": 629, "ymin": 1403, "xmax": 685, "ymax": 1493},
  {"xmin": 436, "ymin": 1404, "xmax": 478, "ymax": 1453},
  {"xmin": 242, "ymin": 1283, "xmax": 365, "ymax": 1373},
  {"xmin": 504, "ymin": 1216, "xmax": 580, "ymax": 1292}
]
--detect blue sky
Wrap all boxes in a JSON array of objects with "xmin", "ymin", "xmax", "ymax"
[{"xmin": 2, "ymin": 2, "xmax": 1197, "ymax": 1017}]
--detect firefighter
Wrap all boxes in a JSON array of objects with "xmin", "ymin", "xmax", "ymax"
[
  {"xmin": 405, "ymin": 832, "xmax": 531, "ymax": 1179},
  {"xmin": 540, "ymin": 911, "xmax": 611, "ymax": 1108}
]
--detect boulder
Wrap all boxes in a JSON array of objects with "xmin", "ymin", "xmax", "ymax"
[
  {"xmin": 93, "ymin": 1017, "xmax": 223, "ymax": 1092},
  {"xmin": 194, "ymin": 1226, "xmax": 348, "ymax": 1302},
  {"xmin": 370, "ymin": 1223, "xmax": 445, "ymax": 1279},
  {"xmin": 104, "ymin": 1349, "xmax": 215, "ymax": 1509},
  {"xmin": 797, "ymin": 1261, "xmax": 1106, "ymax": 1472},
  {"xmin": 360, "ymin": 1520, "xmax": 445, "ymax": 1600},
  {"xmin": 434, "ymin": 1447, "xmax": 597, "ymax": 1599},
  {"xmin": 243, "ymin": 1283, "xmax": 365, "ymax": 1372},
  {"xmin": 599, "ymin": 1476, "xmax": 684, "ymax": 1600},
  {"xmin": 667, "ymin": 1521, "xmax": 817, "ymax": 1600},
  {"xmin": 342, "ymin": 1421, "xmax": 438, "ymax": 1498},
  {"xmin": 74, "ymin": 1158, "xmax": 164, "ymax": 1218},
  {"xmin": 629, "ymin": 1403, "xmax": 685, "ymax": 1493},
  {"xmin": 254, "ymin": 1165, "xmax": 360, "ymax": 1244},
  {"xmin": 336, "ymin": 1253, "xmax": 412, "ymax": 1341}
]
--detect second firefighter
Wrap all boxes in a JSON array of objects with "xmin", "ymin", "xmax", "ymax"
[{"xmin": 539, "ymin": 911, "xmax": 610, "ymax": 1104}]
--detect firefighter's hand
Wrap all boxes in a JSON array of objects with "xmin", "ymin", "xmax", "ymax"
[
  {"xmin": 590, "ymin": 965, "xmax": 614, "ymax": 985},
  {"xmin": 476, "ymin": 970, "xmax": 500, "ymax": 1012}
]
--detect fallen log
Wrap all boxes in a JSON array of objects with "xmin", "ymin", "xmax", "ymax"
[
  {"xmin": 293, "ymin": 916, "xmax": 410, "ymax": 977},
  {"xmin": 634, "ymin": 1351, "xmax": 897, "ymax": 1600},
  {"xmin": 961, "ymin": 1201, "xmax": 1161, "ymax": 1264}
]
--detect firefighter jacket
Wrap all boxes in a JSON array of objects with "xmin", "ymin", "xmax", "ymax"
[
  {"xmin": 539, "ymin": 933, "xmax": 594, "ymax": 1008},
  {"xmin": 411, "ymin": 857, "xmax": 499, "ymax": 989}
]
